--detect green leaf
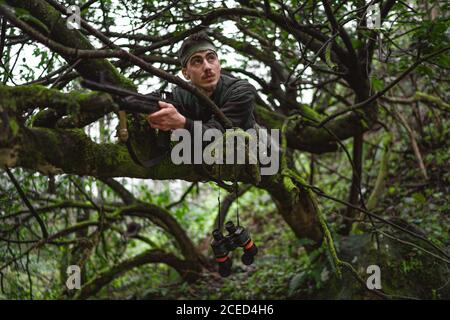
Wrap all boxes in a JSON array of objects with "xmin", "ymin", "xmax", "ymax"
[
  {"xmin": 371, "ymin": 78, "xmax": 384, "ymax": 91},
  {"xmin": 412, "ymin": 192, "xmax": 426, "ymax": 204},
  {"xmin": 437, "ymin": 54, "xmax": 450, "ymax": 68},
  {"xmin": 351, "ymin": 39, "xmax": 363, "ymax": 50},
  {"xmin": 288, "ymin": 272, "xmax": 306, "ymax": 296}
]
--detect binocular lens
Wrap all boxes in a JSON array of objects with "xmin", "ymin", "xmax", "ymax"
[
  {"xmin": 241, "ymin": 242, "xmax": 258, "ymax": 265},
  {"xmin": 218, "ymin": 258, "xmax": 232, "ymax": 277},
  {"xmin": 241, "ymin": 252, "xmax": 254, "ymax": 266}
]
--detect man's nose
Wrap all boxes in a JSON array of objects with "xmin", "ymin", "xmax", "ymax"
[{"xmin": 203, "ymin": 60, "xmax": 212, "ymax": 70}]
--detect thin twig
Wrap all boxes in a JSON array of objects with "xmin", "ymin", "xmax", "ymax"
[{"xmin": 4, "ymin": 167, "xmax": 48, "ymax": 239}]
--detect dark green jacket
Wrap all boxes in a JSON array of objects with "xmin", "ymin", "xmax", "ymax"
[{"xmin": 172, "ymin": 74, "xmax": 257, "ymax": 134}]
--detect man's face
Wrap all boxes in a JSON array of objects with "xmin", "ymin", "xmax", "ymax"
[{"xmin": 182, "ymin": 50, "xmax": 221, "ymax": 95}]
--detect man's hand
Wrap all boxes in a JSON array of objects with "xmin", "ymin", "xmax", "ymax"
[{"xmin": 147, "ymin": 101, "xmax": 186, "ymax": 131}]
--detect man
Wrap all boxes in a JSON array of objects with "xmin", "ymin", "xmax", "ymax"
[{"xmin": 146, "ymin": 32, "xmax": 257, "ymax": 135}]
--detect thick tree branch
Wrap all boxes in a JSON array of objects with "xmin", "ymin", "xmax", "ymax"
[{"xmin": 74, "ymin": 249, "xmax": 199, "ymax": 299}]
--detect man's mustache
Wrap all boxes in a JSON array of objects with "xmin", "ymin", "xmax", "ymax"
[{"xmin": 202, "ymin": 73, "xmax": 215, "ymax": 79}]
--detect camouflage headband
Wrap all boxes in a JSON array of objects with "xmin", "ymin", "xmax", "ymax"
[{"xmin": 180, "ymin": 41, "xmax": 217, "ymax": 67}]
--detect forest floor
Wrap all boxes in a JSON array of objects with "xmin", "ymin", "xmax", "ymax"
[
  {"xmin": 161, "ymin": 130, "xmax": 449, "ymax": 300},
  {"xmin": 94, "ymin": 125, "xmax": 449, "ymax": 300}
]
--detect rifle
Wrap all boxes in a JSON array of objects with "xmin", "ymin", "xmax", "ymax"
[
  {"xmin": 81, "ymin": 79, "xmax": 182, "ymax": 168},
  {"xmin": 80, "ymin": 79, "xmax": 182, "ymax": 114}
]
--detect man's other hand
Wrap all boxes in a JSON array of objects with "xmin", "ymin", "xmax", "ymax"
[{"xmin": 147, "ymin": 101, "xmax": 186, "ymax": 131}]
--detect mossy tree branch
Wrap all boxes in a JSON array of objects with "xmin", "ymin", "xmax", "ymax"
[{"xmin": 74, "ymin": 249, "xmax": 199, "ymax": 300}]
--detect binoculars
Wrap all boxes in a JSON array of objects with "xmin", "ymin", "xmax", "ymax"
[{"xmin": 210, "ymin": 221, "xmax": 258, "ymax": 277}]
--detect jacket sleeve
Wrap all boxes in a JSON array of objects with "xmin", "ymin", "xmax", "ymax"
[{"xmin": 184, "ymin": 80, "xmax": 257, "ymax": 134}]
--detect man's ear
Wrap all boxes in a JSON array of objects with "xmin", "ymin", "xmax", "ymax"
[{"xmin": 182, "ymin": 68, "xmax": 190, "ymax": 80}]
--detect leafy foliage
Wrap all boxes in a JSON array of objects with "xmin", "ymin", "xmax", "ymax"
[{"xmin": 0, "ymin": 0, "xmax": 448, "ymax": 300}]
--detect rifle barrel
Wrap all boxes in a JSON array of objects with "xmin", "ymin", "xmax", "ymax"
[
  {"xmin": 80, "ymin": 79, "xmax": 149, "ymax": 99},
  {"xmin": 80, "ymin": 79, "xmax": 181, "ymax": 113}
]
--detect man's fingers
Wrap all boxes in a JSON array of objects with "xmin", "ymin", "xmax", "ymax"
[
  {"xmin": 146, "ymin": 101, "xmax": 180, "ymax": 131},
  {"xmin": 148, "ymin": 108, "xmax": 171, "ymax": 121},
  {"xmin": 148, "ymin": 102, "xmax": 173, "ymax": 120},
  {"xmin": 158, "ymin": 101, "xmax": 173, "ymax": 109}
]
